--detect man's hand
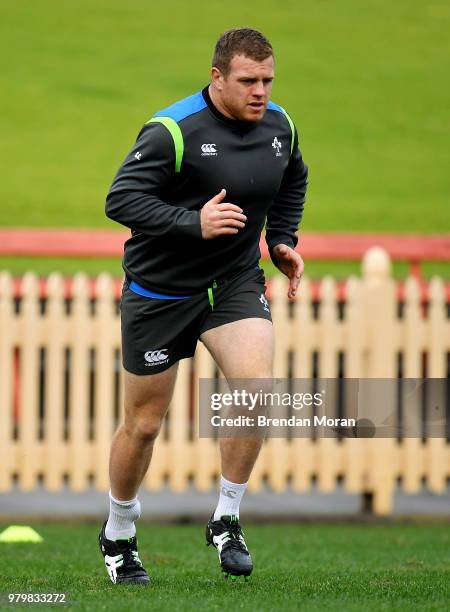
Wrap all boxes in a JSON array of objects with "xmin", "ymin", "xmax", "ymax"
[
  {"xmin": 271, "ymin": 243, "xmax": 304, "ymax": 299},
  {"xmin": 200, "ymin": 189, "xmax": 247, "ymax": 239}
]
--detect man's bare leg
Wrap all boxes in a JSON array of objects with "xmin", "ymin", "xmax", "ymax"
[
  {"xmin": 99, "ymin": 363, "xmax": 178, "ymax": 584},
  {"xmin": 201, "ymin": 318, "xmax": 273, "ymax": 577},
  {"xmin": 201, "ymin": 318, "xmax": 274, "ymax": 500},
  {"xmin": 105, "ymin": 363, "xmax": 178, "ymax": 540}
]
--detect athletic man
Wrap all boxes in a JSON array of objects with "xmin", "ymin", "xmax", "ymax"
[{"xmin": 99, "ymin": 27, "xmax": 308, "ymax": 584}]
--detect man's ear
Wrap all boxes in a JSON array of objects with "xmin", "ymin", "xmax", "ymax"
[{"xmin": 211, "ymin": 66, "xmax": 224, "ymax": 92}]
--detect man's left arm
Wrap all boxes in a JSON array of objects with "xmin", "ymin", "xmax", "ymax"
[{"xmin": 266, "ymin": 127, "xmax": 308, "ymax": 298}]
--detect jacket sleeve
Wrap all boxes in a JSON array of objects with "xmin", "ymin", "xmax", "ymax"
[
  {"xmin": 265, "ymin": 126, "xmax": 308, "ymax": 252},
  {"xmin": 105, "ymin": 121, "xmax": 202, "ymax": 239}
]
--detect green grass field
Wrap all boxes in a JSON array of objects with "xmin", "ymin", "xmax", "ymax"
[
  {"xmin": 1, "ymin": 523, "xmax": 449, "ymax": 611},
  {"xmin": 0, "ymin": 525, "xmax": 450, "ymax": 611},
  {"xmin": 0, "ymin": 1, "xmax": 449, "ymax": 277}
]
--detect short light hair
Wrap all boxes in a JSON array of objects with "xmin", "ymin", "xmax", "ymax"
[{"xmin": 212, "ymin": 28, "xmax": 274, "ymax": 76}]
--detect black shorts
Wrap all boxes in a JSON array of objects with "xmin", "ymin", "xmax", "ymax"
[{"xmin": 120, "ymin": 267, "xmax": 272, "ymax": 375}]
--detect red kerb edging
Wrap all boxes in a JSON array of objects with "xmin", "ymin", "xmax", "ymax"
[{"xmin": 1, "ymin": 229, "xmax": 449, "ymax": 263}]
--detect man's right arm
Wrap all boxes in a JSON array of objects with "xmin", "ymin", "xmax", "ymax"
[{"xmin": 105, "ymin": 121, "xmax": 202, "ymax": 239}]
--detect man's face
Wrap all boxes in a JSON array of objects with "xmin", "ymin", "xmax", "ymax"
[{"xmin": 215, "ymin": 54, "xmax": 274, "ymax": 122}]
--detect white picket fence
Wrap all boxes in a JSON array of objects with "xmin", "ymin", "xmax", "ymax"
[{"xmin": 0, "ymin": 248, "xmax": 449, "ymax": 515}]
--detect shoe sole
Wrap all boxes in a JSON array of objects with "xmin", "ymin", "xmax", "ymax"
[
  {"xmin": 223, "ymin": 572, "xmax": 251, "ymax": 582},
  {"xmin": 116, "ymin": 576, "xmax": 151, "ymax": 585}
]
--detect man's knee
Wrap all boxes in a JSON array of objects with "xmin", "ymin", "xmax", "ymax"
[
  {"xmin": 124, "ymin": 411, "xmax": 163, "ymax": 444},
  {"xmin": 231, "ymin": 377, "xmax": 274, "ymax": 399},
  {"xmin": 124, "ymin": 394, "xmax": 170, "ymax": 444},
  {"xmin": 122, "ymin": 366, "xmax": 178, "ymax": 443}
]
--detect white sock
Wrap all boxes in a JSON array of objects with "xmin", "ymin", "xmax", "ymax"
[
  {"xmin": 105, "ymin": 490, "xmax": 141, "ymax": 541},
  {"xmin": 213, "ymin": 475, "xmax": 248, "ymax": 520}
]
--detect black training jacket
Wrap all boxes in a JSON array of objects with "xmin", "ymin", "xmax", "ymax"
[{"xmin": 106, "ymin": 86, "xmax": 308, "ymax": 295}]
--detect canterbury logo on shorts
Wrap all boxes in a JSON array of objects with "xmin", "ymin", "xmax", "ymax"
[{"xmin": 144, "ymin": 349, "xmax": 169, "ymax": 366}]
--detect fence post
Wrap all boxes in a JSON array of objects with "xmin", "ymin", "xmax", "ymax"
[
  {"xmin": 18, "ymin": 273, "xmax": 40, "ymax": 490},
  {"xmin": 69, "ymin": 274, "xmax": 91, "ymax": 490},
  {"xmin": 94, "ymin": 274, "xmax": 116, "ymax": 491},
  {"xmin": 265, "ymin": 276, "xmax": 291, "ymax": 492},
  {"xmin": 316, "ymin": 276, "xmax": 341, "ymax": 493},
  {"xmin": 361, "ymin": 248, "xmax": 397, "ymax": 515},
  {"xmin": 165, "ymin": 359, "xmax": 192, "ymax": 492},
  {"xmin": 0, "ymin": 272, "xmax": 14, "ymax": 490},
  {"xmin": 426, "ymin": 277, "xmax": 448, "ymax": 493},
  {"xmin": 402, "ymin": 276, "xmax": 423, "ymax": 493},
  {"xmin": 343, "ymin": 276, "xmax": 366, "ymax": 495},
  {"xmin": 45, "ymin": 273, "xmax": 66, "ymax": 490},
  {"xmin": 290, "ymin": 276, "xmax": 315, "ymax": 493}
]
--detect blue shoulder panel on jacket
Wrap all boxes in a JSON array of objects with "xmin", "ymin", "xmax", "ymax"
[
  {"xmin": 267, "ymin": 100, "xmax": 283, "ymax": 113},
  {"xmin": 153, "ymin": 91, "xmax": 207, "ymax": 123}
]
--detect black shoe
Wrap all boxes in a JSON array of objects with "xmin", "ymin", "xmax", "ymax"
[
  {"xmin": 98, "ymin": 521, "xmax": 150, "ymax": 584},
  {"xmin": 206, "ymin": 514, "xmax": 253, "ymax": 579}
]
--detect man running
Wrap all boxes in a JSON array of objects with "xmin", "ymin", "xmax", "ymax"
[{"xmin": 99, "ymin": 27, "xmax": 308, "ymax": 584}]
